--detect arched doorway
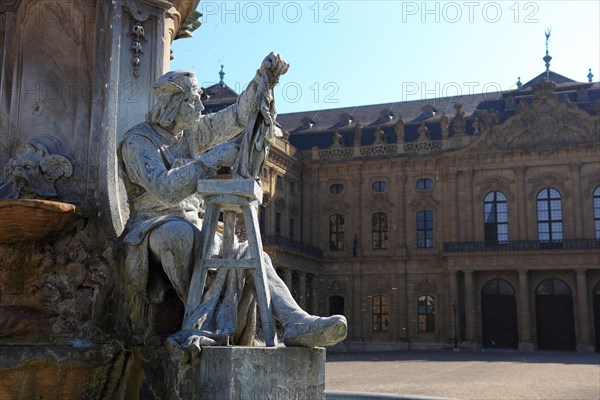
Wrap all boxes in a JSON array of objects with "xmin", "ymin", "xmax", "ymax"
[
  {"xmin": 535, "ymin": 278, "xmax": 575, "ymax": 350},
  {"xmin": 481, "ymin": 279, "xmax": 518, "ymax": 348},
  {"xmin": 593, "ymin": 282, "xmax": 600, "ymax": 352}
]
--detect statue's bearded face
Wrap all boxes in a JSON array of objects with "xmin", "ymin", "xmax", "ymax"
[{"xmin": 175, "ymin": 78, "xmax": 204, "ymax": 131}]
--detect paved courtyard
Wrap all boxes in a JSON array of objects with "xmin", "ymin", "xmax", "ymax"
[{"xmin": 325, "ymin": 350, "xmax": 600, "ymax": 400}]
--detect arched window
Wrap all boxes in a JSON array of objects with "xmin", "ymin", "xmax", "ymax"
[
  {"xmin": 594, "ymin": 186, "xmax": 600, "ymax": 239},
  {"xmin": 484, "ymin": 191, "xmax": 508, "ymax": 244},
  {"xmin": 329, "ymin": 295, "xmax": 345, "ymax": 316},
  {"xmin": 482, "ymin": 279, "xmax": 516, "ymax": 296},
  {"xmin": 537, "ymin": 188, "xmax": 563, "ymax": 242},
  {"xmin": 417, "ymin": 210, "xmax": 433, "ymax": 248},
  {"xmin": 416, "ymin": 178, "xmax": 433, "ymax": 190},
  {"xmin": 417, "ymin": 295, "xmax": 435, "ymax": 333},
  {"xmin": 372, "ymin": 212, "xmax": 388, "ymax": 249},
  {"xmin": 329, "ymin": 214, "xmax": 345, "ymax": 250},
  {"xmin": 372, "ymin": 295, "xmax": 390, "ymax": 332},
  {"xmin": 536, "ymin": 278, "xmax": 571, "ymax": 296}
]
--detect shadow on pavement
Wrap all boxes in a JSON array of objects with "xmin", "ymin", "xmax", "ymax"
[{"xmin": 326, "ymin": 349, "xmax": 600, "ymax": 366}]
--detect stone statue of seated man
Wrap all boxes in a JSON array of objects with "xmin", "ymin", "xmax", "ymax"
[{"xmin": 118, "ymin": 52, "xmax": 346, "ymax": 354}]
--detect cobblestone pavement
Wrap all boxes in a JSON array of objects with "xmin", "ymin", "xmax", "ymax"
[{"xmin": 325, "ymin": 350, "xmax": 600, "ymax": 400}]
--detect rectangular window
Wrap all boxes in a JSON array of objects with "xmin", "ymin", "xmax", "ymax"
[
  {"xmin": 418, "ymin": 295, "xmax": 436, "ymax": 333},
  {"xmin": 329, "ymin": 214, "xmax": 345, "ymax": 250},
  {"xmin": 259, "ymin": 206, "xmax": 266, "ymax": 235},
  {"xmin": 417, "ymin": 210, "xmax": 433, "ymax": 248},
  {"xmin": 275, "ymin": 212, "xmax": 281, "ymax": 237},
  {"xmin": 372, "ymin": 295, "xmax": 390, "ymax": 332},
  {"xmin": 484, "ymin": 192, "xmax": 509, "ymax": 243},
  {"xmin": 372, "ymin": 212, "xmax": 389, "ymax": 249},
  {"xmin": 289, "ymin": 217, "xmax": 295, "ymax": 241}
]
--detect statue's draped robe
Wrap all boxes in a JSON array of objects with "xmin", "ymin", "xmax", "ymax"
[{"xmin": 118, "ymin": 75, "xmax": 261, "ymax": 344}]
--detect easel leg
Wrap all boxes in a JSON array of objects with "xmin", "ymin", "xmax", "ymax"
[
  {"xmin": 243, "ymin": 204, "xmax": 275, "ymax": 346},
  {"xmin": 183, "ymin": 203, "xmax": 220, "ymax": 330}
]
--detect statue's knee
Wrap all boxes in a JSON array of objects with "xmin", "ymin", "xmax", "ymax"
[{"xmin": 150, "ymin": 221, "xmax": 196, "ymax": 256}]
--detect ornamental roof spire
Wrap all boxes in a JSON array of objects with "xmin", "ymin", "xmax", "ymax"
[
  {"xmin": 543, "ymin": 28, "xmax": 552, "ymax": 80},
  {"xmin": 219, "ymin": 65, "xmax": 225, "ymax": 84}
]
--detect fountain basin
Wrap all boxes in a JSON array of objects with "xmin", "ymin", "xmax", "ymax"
[{"xmin": 0, "ymin": 200, "xmax": 80, "ymax": 243}]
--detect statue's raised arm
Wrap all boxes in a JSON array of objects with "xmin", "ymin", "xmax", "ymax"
[{"xmin": 233, "ymin": 52, "xmax": 289, "ymax": 179}]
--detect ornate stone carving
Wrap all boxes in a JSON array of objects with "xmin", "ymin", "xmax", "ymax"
[
  {"xmin": 472, "ymin": 118, "xmax": 480, "ymax": 134},
  {"xmin": 408, "ymin": 194, "xmax": 439, "ymax": 211},
  {"xmin": 130, "ymin": 21, "xmax": 145, "ymax": 78},
  {"xmin": 404, "ymin": 140, "xmax": 442, "ymax": 154},
  {"xmin": 417, "ymin": 123, "xmax": 429, "ymax": 142},
  {"xmin": 365, "ymin": 193, "xmax": 394, "ymax": 212},
  {"xmin": 451, "ymin": 103, "xmax": 466, "ymax": 135},
  {"xmin": 527, "ymin": 172, "xmax": 570, "ymax": 199},
  {"xmin": 477, "ymin": 176, "xmax": 516, "ymax": 202},
  {"xmin": 360, "ymin": 144, "xmax": 397, "ymax": 157},
  {"xmin": 478, "ymin": 110, "xmax": 499, "ymax": 135},
  {"xmin": 354, "ymin": 121, "xmax": 363, "ymax": 146},
  {"xmin": 330, "ymin": 130, "xmax": 343, "ymax": 148},
  {"xmin": 415, "ymin": 279, "xmax": 438, "ymax": 294},
  {"xmin": 323, "ymin": 200, "xmax": 351, "ymax": 215},
  {"xmin": 318, "ymin": 147, "xmax": 354, "ymax": 160},
  {"xmin": 395, "ymin": 115, "xmax": 405, "ymax": 143},
  {"xmin": 0, "ymin": 141, "xmax": 73, "ymax": 200},
  {"xmin": 373, "ymin": 127, "xmax": 386, "ymax": 145},
  {"xmin": 487, "ymin": 80, "xmax": 598, "ymax": 151},
  {"xmin": 289, "ymin": 204, "xmax": 300, "ymax": 217},
  {"xmin": 440, "ymin": 112, "xmax": 449, "ymax": 138},
  {"xmin": 274, "ymin": 197, "xmax": 286, "ymax": 211}
]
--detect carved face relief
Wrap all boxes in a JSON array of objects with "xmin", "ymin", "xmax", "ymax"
[{"xmin": 0, "ymin": 142, "xmax": 72, "ymax": 200}]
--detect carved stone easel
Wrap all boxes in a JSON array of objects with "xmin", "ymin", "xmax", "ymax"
[{"xmin": 182, "ymin": 178, "xmax": 276, "ymax": 346}]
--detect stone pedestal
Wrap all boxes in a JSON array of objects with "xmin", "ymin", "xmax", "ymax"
[
  {"xmin": 195, "ymin": 347, "xmax": 325, "ymax": 400},
  {"xmin": 125, "ymin": 345, "xmax": 326, "ymax": 400}
]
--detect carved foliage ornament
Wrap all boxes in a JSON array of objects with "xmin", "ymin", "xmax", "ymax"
[
  {"xmin": 477, "ymin": 176, "xmax": 515, "ymax": 202},
  {"xmin": 527, "ymin": 173, "xmax": 570, "ymax": 199}
]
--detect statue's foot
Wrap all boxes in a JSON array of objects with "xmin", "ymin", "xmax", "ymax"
[
  {"xmin": 166, "ymin": 329, "xmax": 217, "ymax": 363},
  {"xmin": 282, "ymin": 315, "xmax": 347, "ymax": 348}
]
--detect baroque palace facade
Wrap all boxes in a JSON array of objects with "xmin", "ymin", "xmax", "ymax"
[{"xmin": 203, "ymin": 66, "xmax": 600, "ymax": 352}]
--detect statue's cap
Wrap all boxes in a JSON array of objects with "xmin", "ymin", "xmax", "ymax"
[{"xmin": 151, "ymin": 71, "xmax": 197, "ymax": 98}]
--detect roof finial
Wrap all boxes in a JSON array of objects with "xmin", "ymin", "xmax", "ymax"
[
  {"xmin": 516, "ymin": 77, "xmax": 522, "ymax": 89},
  {"xmin": 543, "ymin": 28, "xmax": 552, "ymax": 80},
  {"xmin": 219, "ymin": 65, "xmax": 225, "ymax": 84},
  {"xmin": 588, "ymin": 68, "xmax": 594, "ymax": 83}
]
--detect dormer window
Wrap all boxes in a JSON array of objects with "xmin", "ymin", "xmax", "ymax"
[{"xmin": 301, "ymin": 117, "xmax": 316, "ymax": 130}]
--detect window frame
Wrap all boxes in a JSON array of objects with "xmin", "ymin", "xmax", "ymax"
[
  {"xmin": 372, "ymin": 294, "xmax": 390, "ymax": 332},
  {"xmin": 371, "ymin": 180, "xmax": 389, "ymax": 193},
  {"xmin": 416, "ymin": 210, "xmax": 434, "ymax": 248},
  {"xmin": 329, "ymin": 214, "xmax": 345, "ymax": 250},
  {"xmin": 483, "ymin": 191, "xmax": 509, "ymax": 244},
  {"xmin": 329, "ymin": 183, "xmax": 345, "ymax": 195},
  {"xmin": 416, "ymin": 178, "xmax": 433, "ymax": 190},
  {"xmin": 594, "ymin": 186, "xmax": 600, "ymax": 240},
  {"xmin": 371, "ymin": 212, "xmax": 389, "ymax": 249},
  {"xmin": 536, "ymin": 188, "xmax": 563, "ymax": 243},
  {"xmin": 417, "ymin": 295, "xmax": 436, "ymax": 333},
  {"xmin": 328, "ymin": 295, "xmax": 345, "ymax": 316}
]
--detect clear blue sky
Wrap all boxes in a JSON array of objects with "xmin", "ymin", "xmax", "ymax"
[{"xmin": 171, "ymin": 1, "xmax": 600, "ymax": 114}]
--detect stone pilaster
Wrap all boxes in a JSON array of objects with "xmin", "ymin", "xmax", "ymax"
[
  {"xmin": 576, "ymin": 269, "xmax": 593, "ymax": 352},
  {"xmin": 518, "ymin": 270, "xmax": 534, "ymax": 350},
  {"xmin": 298, "ymin": 271, "xmax": 307, "ymax": 309},
  {"xmin": 464, "ymin": 270, "xmax": 475, "ymax": 344}
]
